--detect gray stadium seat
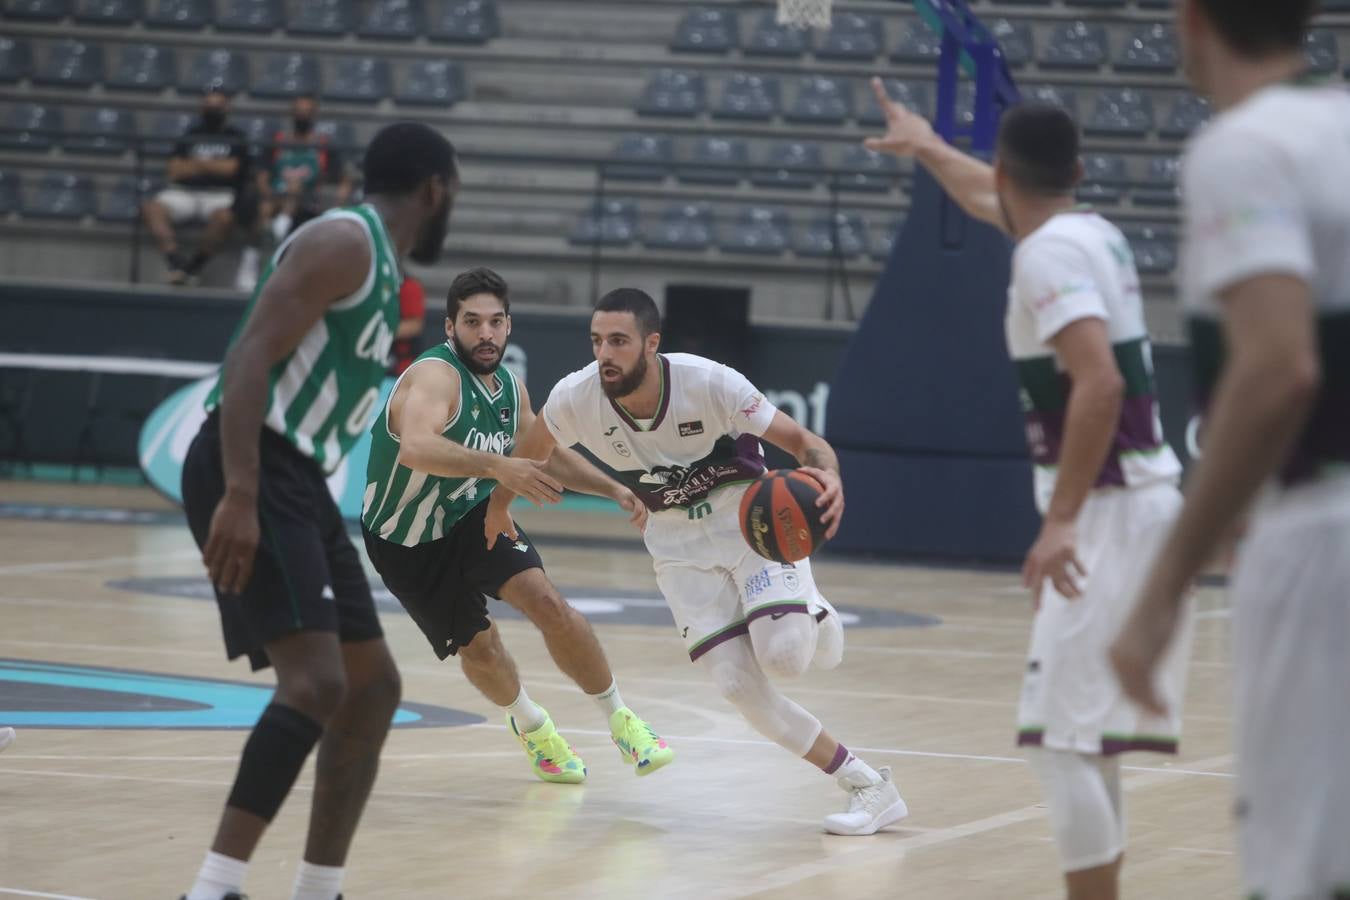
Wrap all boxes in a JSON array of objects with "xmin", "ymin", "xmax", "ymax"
[
  {"xmin": 396, "ymin": 60, "xmax": 465, "ymax": 107},
  {"xmin": 744, "ymin": 10, "xmax": 809, "ymax": 57},
  {"xmin": 0, "ymin": 103, "xmax": 60, "ymax": 152},
  {"xmin": 254, "ymin": 53, "xmax": 320, "ymax": 98},
  {"xmin": 1040, "ymin": 21, "xmax": 1108, "ymax": 70},
  {"xmin": 678, "ymin": 136, "xmax": 747, "ymax": 185},
  {"xmin": 34, "ymin": 40, "xmax": 103, "ymax": 88},
  {"xmin": 636, "ymin": 69, "xmax": 705, "ymax": 117},
  {"xmin": 835, "ymin": 145, "xmax": 898, "ymax": 193},
  {"xmin": 605, "ymin": 135, "xmax": 674, "ymax": 182},
  {"xmin": 1072, "ymin": 0, "xmax": 1126, "ymax": 5},
  {"xmin": 107, "ymin": 44, "xmax": 175, "ymax": 92},
  {"xmin": 858, "ymin": 78, "xmax": 930, "ymax": 127},
  {"xmin": 0, "ymin": 172, "xmax": 18, "ymax": 215},
  {"xmin": 714, "ymin": 73, "xmax": 780, "ymax": 121},
  {"xmin": 1021, "ymin": 84, "xmax": 1078, "ymax": 115},
  {"xmin": 218, "ymin": 0, "xmax": 281, "ymax": 32},
  {"xmin": 326, "ymin": 57, "xmax": 390, "ymax": 104},
  {"xmin": 313, "ymin": 119, "xmax": 356, "ymax": 151},
  {"xmin": 1086, "ymin": 88, "xmax": 1154, "ymax": 137},
  {"xmin": 645, "ymin": 203, "xmax": 713, "ymax": 251},
  {"xmin": 359, "ymin": 0, "xmax": 420, "ymax": 40},
  {"xmin": 145, "ymin": 0, "xmax": 210, "ymax": 29},
  {"xmin": 795, "ymin": 212, "xmax": 868, "ymax": 259},
  {"xmin": 234, "ymin": 113, "xmax": 281, "ymax": 150},
  {"xmin": 1117, "ymin": 23, "xmax": 1177, "ymax": 72},
  {"xmin": 97, "ymin": 175, "xmax": 159, "ymax": 222},
  {"xmin": 1124, "ymin": 224, "xmax": 1177, "ymax": 275},
  {"xmin": 989, "ymin": 18, "xmax": 1033, "ymax": 68},
  {"xmin": 66, "ymin": 106, "xmax": 134, "ymax": 155},
  {"xmin": 1305, "ymin": 30, "xmax": 1340, "ymax": 75},
  {"xmin": 431, "ymin": 0, "xmax": 499, "ymax": 43},
  {"xmin": 751, "ymin": 141, "xmax": 822, "ymax": 191},
  {"xmin": 1078, "ymin": 153, "xmax": 1128, "ymax": 204},
  {"xmin": 0, "ymin": 38, "xmax": 33, "ymax": 83},
  {"xmin": 1159, "ymin": 92, "xmax": 1209, "ymax": 139},
  {"xmin": 569, "ymin": 198, "xmax": 640, "ymax": 247},
  {"xmin": 74, "ymin": 0, "xmax": 140, "ymax": 24},
  {"xmin": 891, "ymin": 19, "xmax": 942, "ymax": 65},
  {"xmin": 672, "ymin": 7, "xmax": 739, "ymax": 54},
  {"xmin": 1135, "ymin": 156, "xmax": 1180, "ymax": 207},
  {"xmin": 145, "ymin": 110, "xmax": 192, "ymax": 155},
  {"xmin": 185, "ymin": 48, "xmax": 248, "ymax": 95},
  {"xmin": 288, "ymin": 0, "xmax": 353, "ymax": 35},
  {"xmin": 787, "ymin": 75, "xmax": 852, "ymax": 125},
  {"xmin": 869, "ymin": 218, "xmax": 903, "ymax": 262},
  {"xmin": 6, "ymin": 0, "xmax": 68, "ymax": 19},
  {"xmin": 22, "ymin": 173, "xmax": 94, "ymax": 220},
  {"xmin": 719, "ymin": 206, "xmax": 789, "ymax": 256},
  {"xmin": 818, "ymin": 12, "xmax": 883, "ymax": 61}
]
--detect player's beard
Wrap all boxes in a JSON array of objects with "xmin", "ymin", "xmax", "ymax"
[
  {"xmin": 409, "ymin": 194, "xmax": 451, "ymax": 265},
  {"xmin": 451, "ymin": 332, "xmax": 506, "ymax": 376},
  {"xmin": 600, "ymin": 354, "xmax": 648, "ymax": 400}
]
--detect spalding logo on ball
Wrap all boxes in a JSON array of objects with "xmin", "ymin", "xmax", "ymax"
[{"xmin": 739, "ymin": 470, "xmax": 829, "ymax": 563}]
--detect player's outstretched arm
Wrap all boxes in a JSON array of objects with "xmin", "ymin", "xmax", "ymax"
[
  {"xmin": 206, "ymin": 220, "xmax": 370, "ymax": 594},
  {"xmin": 396, "ymin": 364, "xmax": 562, "ymax": 506},
  {"xmin": 761, "ymin": 411, "xmax": 845, "ymax": 540},
  {"xmin": 864, "ymin": 76, "xmax": 1005, "ymax": 233},
  {"xmin": 1113, "ymin": 274, "xmax": 1318, "ymax": 715}
]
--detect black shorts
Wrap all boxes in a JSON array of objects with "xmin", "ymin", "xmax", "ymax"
[
  {"xmin": 181, "ymin": 412, "xmax": 383, "ymax": 671},
  {"xmin": 362, "ymin": 497, "xmax": 544, "ymax": 660}
]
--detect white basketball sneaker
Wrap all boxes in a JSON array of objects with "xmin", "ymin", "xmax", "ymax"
[
  {"xmin": 811, "ymin": 594, "xmax": 844, "ymax": 671},
  {"xmin": 823, "ymin": 765, "xmax": 908, "ymax": 836},
  {"xmin": 0, "ymin": 727, "xmax": 15, "ymax": 754}
]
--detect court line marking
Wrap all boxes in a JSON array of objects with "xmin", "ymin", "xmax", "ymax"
[
  {"xmin": 0, "ymin": 889, "xmax": 100, "ymax": 900},
  {"xmin": 690, "ymin": 751, "xmax": 1237, "ymax": 900},
  {"xmin": 0, "ymin": 550, "xmax": 200, "ymax": 576}
]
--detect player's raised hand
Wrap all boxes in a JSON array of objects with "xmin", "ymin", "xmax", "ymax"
[
  {"xmin": 864, "ymin": 76, "xmax": 936, "ymax": 159},
  {"xmin": 1022, "ymin": 518, "xmax": 1086, "ymax": 608},
  {"xmin": 492, "ymin": 457, "xmax": 564, "ymax": 507},
  {"xmin": 202, "ymin": 488, "xmax": 260, "ymax": 595},
  {"xmin": 800, "ymin": 466, "xmax": 844, "ymax": 540},
  {"xmin": 483, "ymin": 493, "xmax": 519, "ymax": 551},
  {"xmin": 615, "ymin": 487, "xmax": 649, "ymax": 534}
]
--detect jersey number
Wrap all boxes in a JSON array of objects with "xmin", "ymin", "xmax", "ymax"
[{"xmin": 345, "ymin": 387, "xmax": 381, "ymax": 437}]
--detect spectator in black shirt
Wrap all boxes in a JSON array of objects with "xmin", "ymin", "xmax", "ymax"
[{"xmin": 142, "ymin": 86, "xmax": 248, "ymax": 285}]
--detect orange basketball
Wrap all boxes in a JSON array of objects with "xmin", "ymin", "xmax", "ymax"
[{"xmin": 739, "ymin": 469, "xmax": 828, "ymax": 563}]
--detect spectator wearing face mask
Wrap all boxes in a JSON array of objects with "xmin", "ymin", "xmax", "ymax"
[
  {"xmin": 142, "ymin": 84, "xmax": 249, "ymax": 285},
  {"xmin": 236, "ymin": 95, "xmax": 353, "ymax": 291}
]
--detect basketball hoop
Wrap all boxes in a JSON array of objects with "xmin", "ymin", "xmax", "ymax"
[{"xmin": 776, "ymin": 0, "xmax": 832, "ymax": 30}]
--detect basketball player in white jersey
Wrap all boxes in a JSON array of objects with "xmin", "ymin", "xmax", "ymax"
[
  {"xmin": 1111, "ymin": 3, "xmax": 1350, "ymax": 898},
  {"xmin": 867, "ymin": 87, "xmax": 1192, "ymax": 896},
  {"xmin": 484, "ymin": 288, "xmax": 907, "ymax": 836}
]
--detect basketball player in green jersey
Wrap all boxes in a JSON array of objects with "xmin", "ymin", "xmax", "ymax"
[
  {"xmin": 362, "ymin": 267, "xmax": 674, "ymax": 784},
  {"xmin": 179, "ymin": 122, "xmax": 457, "ymax": 900}
]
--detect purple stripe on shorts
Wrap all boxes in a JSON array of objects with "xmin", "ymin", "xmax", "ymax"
[
  {"xmin": 745, "ymin": 601, "xmax": 810, "ymax": 623},
  {"xmin": 687, "ymin": 621, "xmax": 750, "ymax": 662},
  {"xmin": 824, "ymin": 743, "xmax": 850, "ymax": 775},
  {"xmin": 1100, "ymin": 736, "xmax": 1179, "ymax": 756}
]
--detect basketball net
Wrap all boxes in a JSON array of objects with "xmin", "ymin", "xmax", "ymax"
[{"xmin": 776, "ymin": 0, "xmax": 832, "ymax": 30}]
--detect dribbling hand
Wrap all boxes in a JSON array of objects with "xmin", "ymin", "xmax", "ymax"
[{"xmin": 799, "ymin": 466, "xmax": 844, "ymax": 540}]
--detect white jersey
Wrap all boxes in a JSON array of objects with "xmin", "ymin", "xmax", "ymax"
[
  {"xmin": 1006, "ymin": 210, "xmax": 1181, "ymax": 512},
  {"xmin": 1181, "ymin": 81, "xmax": 1350, "ymax": 498},
  {"xmin": 542, "ymin": 353, "xmax": 779, "ymax": 513}
]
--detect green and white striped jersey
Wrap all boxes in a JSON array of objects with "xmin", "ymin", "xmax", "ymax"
[
  {"xmin": 362, "ymin": 342, "xmax": 522, "ymax": 546},
  {"xmin": 205, "ymin": 203, "xmax": 402, "ymax": 474}
]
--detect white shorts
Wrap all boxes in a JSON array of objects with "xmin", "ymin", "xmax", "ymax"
[
  {"xmin": 643, "ymin": 485, "xmax": 826, "ymax": 661},
  {"xmin": 1230, "ymin": 476, "xmax": 1350, "ymax": 900},
  {"xmin": 1017, "ymin": 481, "xmax": 1195, "ymax": 756},
  {"xmin": 155, "ymin": 187, "xmax": 234, "ymax": 225}
]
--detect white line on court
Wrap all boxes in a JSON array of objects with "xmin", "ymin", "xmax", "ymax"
[
  {"xmin": 0, "ymin": 888, "xmax": 101, "ymax": 900},
  {"xmin": 0, "ymin": 550, "xmax": 200, "ymax": 575}
]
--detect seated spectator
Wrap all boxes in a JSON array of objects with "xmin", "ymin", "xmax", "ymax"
[
  {"xmin": 389, "ymin": 273, "xmax": 427, "ymax": 375},
  {"xmin": 141, "ymin": 84, "xmax": 248, "ymax": 285},
  {"xmin": 236, "ymin": 95, "xmax": 352, "ymax": 290}
]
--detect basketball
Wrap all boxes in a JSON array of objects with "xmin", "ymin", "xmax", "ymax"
[{"xmin": 739, "ymin": 469, "xmax": 829, "ymax": 563}]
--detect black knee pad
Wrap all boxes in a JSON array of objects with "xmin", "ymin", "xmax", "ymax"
[{"xmin": 227, "ymin": 702, "xmax": 323, "ymax": 822}]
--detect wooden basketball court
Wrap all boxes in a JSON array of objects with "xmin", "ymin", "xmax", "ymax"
[{"xmin": 0, "ymin": 479, "xmax": 1237, "ymax": 899}]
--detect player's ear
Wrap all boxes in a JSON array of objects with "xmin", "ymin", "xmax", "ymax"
[
  {"xmin": 1072, "ymin": 157, "xmax": 1086, "ymax": 189},
  {"xmin": 444, "ymin": 315, "xmax": 454, "ymax": 339},
  {"xmin": 646, "ymin": 330, "xmax": 661, "ymax": 354}
]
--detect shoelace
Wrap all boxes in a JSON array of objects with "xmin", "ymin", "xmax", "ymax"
[{"xmin": 849, "ymin": 782, "xmax": 886, "ymax": 813}]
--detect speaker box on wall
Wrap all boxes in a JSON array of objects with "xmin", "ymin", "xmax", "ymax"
[{"xmin": 662, "ymin": 284, "xmax": 751, "ymax": 371}]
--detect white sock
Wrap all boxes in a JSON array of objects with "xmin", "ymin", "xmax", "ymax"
[
  {"xmin": 589, "ymin": 679, "xmax": 626, "ymax": 718},
  {"xmin": 291, "ymin": 861, "xmax": 344, "ymax": 900},
  {"xmin": 835, "ymin": 754, "xmax": 881, "ymax": 788},
  {"xmin": 503, "ymin": 685, "xmax": 548, "ymax": 733},
  {"xmin": 186, "ymin": 850, "xmax": 248, "ymax": 900}
]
